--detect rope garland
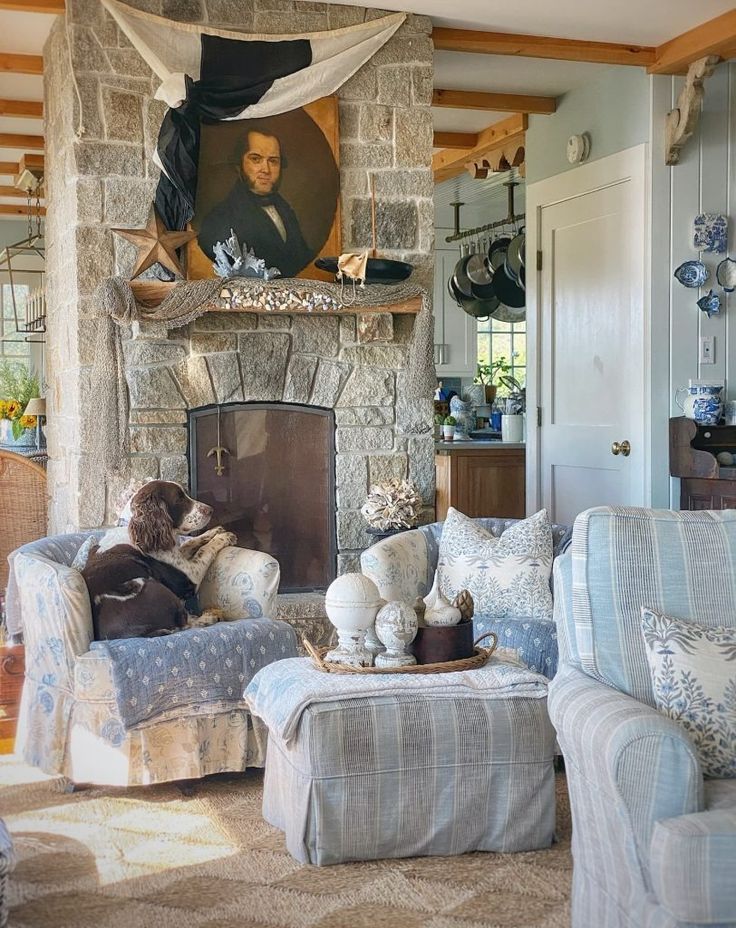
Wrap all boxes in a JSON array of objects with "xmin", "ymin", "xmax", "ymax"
[{"xmin": 90, "ymin": 275, "xmax": 435, "ymax": 479}]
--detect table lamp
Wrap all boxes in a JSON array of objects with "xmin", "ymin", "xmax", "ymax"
[{"xmin": 23, "ymin": 397, "xmax": 46, "ymax": 452}]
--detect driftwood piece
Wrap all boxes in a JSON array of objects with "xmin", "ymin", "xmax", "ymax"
[{"xmin": 665, "ymin": 55, "xmax": 719, "ymax": 166}]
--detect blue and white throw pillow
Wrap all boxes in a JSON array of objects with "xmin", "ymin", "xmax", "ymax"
[
  {"xmin": 641, "ymin": 608, "xmax": 736, "ymax": 779},
  {"xmin": 437, "ymin": 507, "xmax": 554, "ymax": 620}
]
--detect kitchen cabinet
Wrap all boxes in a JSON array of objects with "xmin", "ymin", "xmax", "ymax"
[
  {"xmin": 435, "ymin": 443, "xmax": 526, "ymax": 520},
  {"xmin": 433, "ymin": 245, "xmax": 477, "ymax": 377}
]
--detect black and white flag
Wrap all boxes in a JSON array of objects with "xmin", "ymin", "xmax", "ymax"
[{"xmin": 101, "ymin": 0, "xmax": 405, "ymax": 229}]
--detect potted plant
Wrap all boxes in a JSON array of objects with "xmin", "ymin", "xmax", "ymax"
[
  {"xmin": 360, "ymin": 479, "xmax": 423, "ymax": 541},
  {"xmin": 474, "ymin": 357, "xmax": 512, "ymax": 404},
  {"xmin": 434, "ymin": 413, "xmax": 444, "ymax": 440},
  {"xmin": 0, "ymin": 362, "xmax": 40, "ymax": 448},
  {"xmin": 443, "ymin": 415, "xmax": 456, "ymax": 440}
]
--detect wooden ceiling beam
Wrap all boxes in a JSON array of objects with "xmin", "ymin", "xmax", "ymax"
[
  {"xmin": 433, "ymin": 88, "xmax": 556, "ymax": 114},
  {"xmin": 0, "ymin": 203, "xmax": 45, "ymax": 216},
  {"xmin": 433, "ymin": 113, "xmax": 527, "ymax": 184},
  {"xmin": 0, "ymin": 132, "xmax": 44, "ymax": 150},
  {"xmin": 0, "ymin": 161, "xmax": 18, "ymax": 174},
  {"xmin": 432, "ymin": 27, "xmax": 655, "ymax": 67},
  {"xmin": 650, "ymin": 10, "xmax": 736, "ymax": 74},
  {"xmin": 0, "ymin": 1, "xmax": 64, "ymax": 12},
  {"xmin": 433, "ymin": 131, "xmax": 478, "ymax": 149},
  {"xmin": 0, "ymin": 98, "xmax": 42, "ymax": 119},
  {"xmin": 19, "ymin": 152, "xmax": 43, "ymax": 172},
  {"xmin": 0, "ymin": 184, "xmax": 43, "ymax": 198},
  {"xmin": 0, "ymin": 52, "xmax": 43, "ymax": 75}
]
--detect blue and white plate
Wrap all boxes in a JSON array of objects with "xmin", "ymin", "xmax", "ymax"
[
  {"xmin": 716, "ymin": 256, "xmax": 736, "ymax": 293},
  {"xmin": 674, "ymin": 260, "xmax": 709, "ymax": 288}
]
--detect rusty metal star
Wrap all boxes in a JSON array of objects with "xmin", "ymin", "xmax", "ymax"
[{"xmin": 112, "ymin": 205, "xmax": 197, "ymax": 280}]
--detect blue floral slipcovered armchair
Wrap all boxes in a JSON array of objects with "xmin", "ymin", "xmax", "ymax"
[
  {"xmin": 360, "ymin": 516, "xmax": 572, "ymax": 678},
  {"xmin": 550, "ymin": 507, "xmax": 736, "ymax": 927},
  {"xmin": 9, "ymin": 531, "xmax": 291, "ymax": 787}
]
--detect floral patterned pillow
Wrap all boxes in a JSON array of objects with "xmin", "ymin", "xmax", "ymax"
[
  {"xmin": 437, "ymin": 507, "xmax": 554, "ymax": 620},
  {"xmin": 641, "ymin": 608, "xmax": 736, "ymax": 779}
]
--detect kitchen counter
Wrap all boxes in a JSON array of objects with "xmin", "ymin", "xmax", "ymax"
[
  {"xmin": 435, "ymin": 441, "xmax": 525, "ymax": 520},
  {"xmin": 435, "ymin": 440, "xmax": 526, "ymax": 451}
]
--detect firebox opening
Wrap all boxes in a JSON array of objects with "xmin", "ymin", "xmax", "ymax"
[{"xmin": 189, "ymin": 402, "xmax": 336, "ymax": 593}]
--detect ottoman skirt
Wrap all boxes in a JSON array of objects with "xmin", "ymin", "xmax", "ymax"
[{"xmin": 262, "ymin": 692, "xmax": 556, "ymax": 866}]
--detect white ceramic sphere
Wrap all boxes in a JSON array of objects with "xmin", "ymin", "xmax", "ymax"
[
  {"xmin": 717, "ymin": 451, "xmax": 733, "ymax": 466},
  {"xmin": 325, "ymin": 573, "xmax": 382, "ymax": 633},
  {"xmin": 375, "ymin": 601, "xmax": 418, "ymax": 651}
]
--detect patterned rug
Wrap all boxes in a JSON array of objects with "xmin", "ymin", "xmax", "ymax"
[{"xmin": 1, "ymin": 755, "xmax": 572, "ymax": 928}]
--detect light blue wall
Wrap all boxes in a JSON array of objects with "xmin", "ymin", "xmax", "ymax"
[
  {"xmin": 526, "ymin": 65, "xmax": 650, "ymax": 184},
  {"xmin": 649, "ymin": 61, "xmax": 736, "ymax": 507},
  {"xmin": 0, "ymin": 220, "xmax": 27, "ymax": 251}
]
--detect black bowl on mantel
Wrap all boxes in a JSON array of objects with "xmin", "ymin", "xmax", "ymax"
[{"xmin": 315, "ymin": 256, "xmax": 413, "ymax": 285}]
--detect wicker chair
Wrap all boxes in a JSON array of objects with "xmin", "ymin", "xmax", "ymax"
[{"xmin": 0, "ymin": 450, "xmax": 47, "ymax": 598}]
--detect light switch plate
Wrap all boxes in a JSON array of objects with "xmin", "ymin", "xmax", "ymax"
[{"xmin": 700, "ymin": 335, "xmax": 715, "ymax": 364}]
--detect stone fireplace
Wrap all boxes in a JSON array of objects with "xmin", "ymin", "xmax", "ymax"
[{"xmin": 43, "ymin": 0, "xmax": 437, "ymax": 587}]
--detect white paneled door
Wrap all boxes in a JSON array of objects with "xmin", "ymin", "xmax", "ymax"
[{"xmin": 527, "ymin": 146, "xmax": 648, "ymax": 525}]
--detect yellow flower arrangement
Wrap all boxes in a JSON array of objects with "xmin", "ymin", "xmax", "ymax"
[{"xmin": 0, "ymin": 363, "xmax": 41, "ymax": 441}]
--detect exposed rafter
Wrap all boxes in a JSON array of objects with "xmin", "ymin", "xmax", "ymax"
[
  {"xmin": 0, "ymin": 52, "xmax": 43, "ymax": 75},
  {"xmin": 0, "ymin": 0, "xmax": 64, "ymax": 12},
  {"xmin": 0, "ymin": 161, "xmax": 17, "ymax": 174},
  {"xmin": 0, "ymin": 203, "xmax": 46, "ymax": 216},
  {"xmin": 433, "ymin": 131, "xmax": 477, "ymax": 149},
  {"xmin": 432, "ymin": 27, "xmax": 655, "ymax": 67},
  {"xmin": 19, "ymin": 152, "xmax": 44, "ymax": 172},
  {"xmin": 650, "ymin": 10, "xmax": 736, "ymax": 74},
  {"xmin": 433, "ymin": 89, "xmax": 556, "ymax": 115},
  {"xmin": 0, "ymin": 132, "xmax": 44, "ymax": 151},
  {"xmin": 0, "ymin": 98, "xmax": 43, "ymax": 119},
  {"xmin": 0, "ymin": 184, "xmax": 43, "ymax": 198},
  {"xmin": 433, "ymin": 114, "xmax": 527, "ymax": 184}
]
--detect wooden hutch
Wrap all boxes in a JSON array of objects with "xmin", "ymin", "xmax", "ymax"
[{"xmin": 670, "ymin": 416, "xmax": 736, "ymax": 509}]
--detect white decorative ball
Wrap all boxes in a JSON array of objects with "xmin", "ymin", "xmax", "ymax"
[
  {"xmin": 717, "ymin": 451, "xmax": 734, "ymax": 466},
  {"xmin": 325, "ymin": 573, "xmax": 382, "ymax": 633}
]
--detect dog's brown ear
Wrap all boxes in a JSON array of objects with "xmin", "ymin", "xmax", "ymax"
[{"xmin": 129, "ymin": 495, "xmax": 175, "ymax": 552}]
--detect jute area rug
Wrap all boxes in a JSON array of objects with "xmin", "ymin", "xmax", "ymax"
[{"xmin": 1, "ymin": 755, "xmax": 571, "ymax": 928}]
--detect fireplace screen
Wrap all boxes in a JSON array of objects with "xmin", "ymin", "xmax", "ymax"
[{"xmin": 190, "ymin": 404, "xmax": 336, "ymax": 592}]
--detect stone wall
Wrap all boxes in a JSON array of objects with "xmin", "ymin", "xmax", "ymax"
[{"xmin": 43, "ymin": 0, "xmax": 435, "ymax": 537}]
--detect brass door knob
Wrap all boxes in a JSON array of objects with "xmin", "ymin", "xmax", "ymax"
[{"xmin": 611, "ymin": 440, "xmax": 631, "ymax": 457}]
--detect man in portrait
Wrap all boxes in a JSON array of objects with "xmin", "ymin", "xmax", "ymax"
[{"xmin": 197, "ymin": 129, "xmax": 314, "ymax": 278}]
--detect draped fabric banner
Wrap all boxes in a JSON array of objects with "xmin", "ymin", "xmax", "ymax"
[{"xmin": 101, "ymin": 0, "xmax": 405, "ymax": 229}]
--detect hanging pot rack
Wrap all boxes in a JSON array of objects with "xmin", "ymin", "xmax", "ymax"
[{"xmin": 444, "ymin": 181, "xmax": 525, "ymax": 244}]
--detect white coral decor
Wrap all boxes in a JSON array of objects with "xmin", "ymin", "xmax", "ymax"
[{"xmin": 360, "ymin": 479, "xmax": 423, "ymax": 532}]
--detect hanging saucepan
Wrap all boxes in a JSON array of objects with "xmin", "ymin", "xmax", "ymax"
[
  {"xmin": 447, "ymin": 276, "xmax": 463, "ymax": 307},
  {"xmin": 467, "ymin": 237, "xmax": 498, "ymax": 300},
  {"xmin": 488, "ymin": 236, "xmax": 512, "ymax": 271},
  {"xmin": 519, "ymin": 266, "xmax": 526, "ymax": 291},
  {"xmin": 505, "ymin": 231, "xmax": 525, "ymax": 283},
  {"xmin": 491, "ymin": 302, "xmax": 526, "ymax": 323},
  {"xmin": 492, "ymin": 261, "xmax": 526, "ymax": 309},
  {"xmin": 459, "ymin": 295, "xmax": 492, "ymax": 320},
  {"xmin": 452, "ymin": 243, "xmax": 474, "ymax": 299}
]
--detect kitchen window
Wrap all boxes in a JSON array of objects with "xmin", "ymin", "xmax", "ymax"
[{"xmin": 477, "ymin": 317, "xmax": 526, "ymax": 393}]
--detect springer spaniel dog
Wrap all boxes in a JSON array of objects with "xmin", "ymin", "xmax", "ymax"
[{"xmin": 81, "ymin": 480, "xmax": 236, "ymax": 641}]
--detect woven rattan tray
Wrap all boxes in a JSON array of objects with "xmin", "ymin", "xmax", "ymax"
[{"xmin": 303, "ymin": 632, "xmax": 498, "ymax": 675}]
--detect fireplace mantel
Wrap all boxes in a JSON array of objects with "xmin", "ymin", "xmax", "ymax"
[{"xmin": 130, "ymin": 279, "xmax": 423, "ymax": 313}]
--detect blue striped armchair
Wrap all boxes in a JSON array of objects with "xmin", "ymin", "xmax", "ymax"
[{"xmin": 550, "ymin": 507, "xmax": 736, "ymax": 928}]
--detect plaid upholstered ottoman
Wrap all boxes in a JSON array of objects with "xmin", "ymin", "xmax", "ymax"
[{"xmin": 246, "ymin": 657, "xmax": 556, "ymax": 866}]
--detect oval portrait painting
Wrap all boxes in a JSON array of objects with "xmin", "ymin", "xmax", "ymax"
[{"xmin": 189, "ymin": 97, "xmax": 341, "ymax": 281}]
